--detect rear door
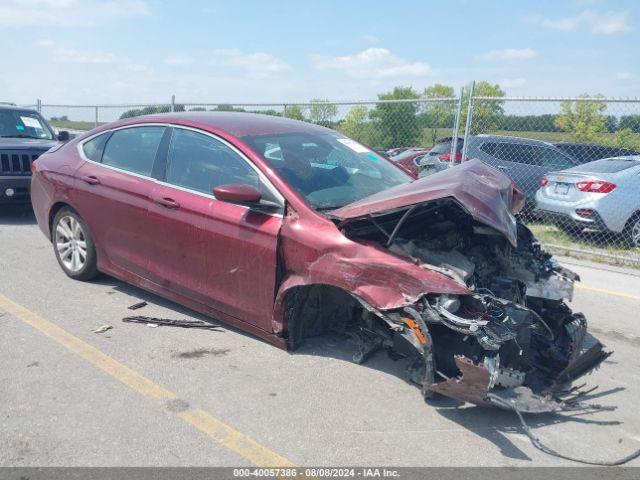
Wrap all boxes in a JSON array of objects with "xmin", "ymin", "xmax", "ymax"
[
  {"xmin": 478, "ymin": 142, "xmax": 543, "ymax": 196},
  {"xmin": 74, "ymin": 126, "xmax": 167, "ymax": 278},
  {"xmin": 146, "ymin": 127, "xmax": 284, "ymax": 331}
]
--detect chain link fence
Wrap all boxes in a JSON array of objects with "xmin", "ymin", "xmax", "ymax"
[
  {"xmin": 24, "ymin": 91, "xmax": 640, "ymax": 267},
  {"xmin": 463, "ymin": 93, "xmax": 640, "ymax": 267}
]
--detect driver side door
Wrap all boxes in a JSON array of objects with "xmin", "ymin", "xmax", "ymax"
[{"xmin": 146, "ymin": 127, "xmax": 284, "ymax": 331}]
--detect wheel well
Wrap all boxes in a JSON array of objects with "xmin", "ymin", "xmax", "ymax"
[
  {"xmin": 282, "ymin": 284, "xmax": 368, "ymax": 350},
  {"xmin": 48, "ymin": 202, "xmax": 73, "ymax": 237},
  {"xmin": 625, "ymin": 210, "xmax": 640, "ymax": 230}
]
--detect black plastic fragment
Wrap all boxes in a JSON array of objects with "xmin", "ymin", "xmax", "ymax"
[
  {"xmin": 122, "ymin": 316, "xmax": 223, "ymax": 331},
  {"xmin": 128, "ymin": 301, "xmax": 148, "ymax": 310}
]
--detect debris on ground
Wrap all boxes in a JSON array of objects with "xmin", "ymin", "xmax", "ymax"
[
  {"xmin": 122, "ymin": 316, "xmax": 223, "ymax": 331},
  {"xmin": 171, "ymin": 348, "xmax": 230, "ymax": 359},
  {"xmin": 93, "ymin": 324, "xmax": 113, "ymax": 334},
  {"xmin": 490, "ymin": 393, "xmax": 640, "ymax": 466},
  {"xmin": 128, "ymin": 301, "xmax": 148, "ymax": 310}
]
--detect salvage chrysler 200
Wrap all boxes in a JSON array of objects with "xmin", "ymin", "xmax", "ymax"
[{"xmin": 31, "ymin": 112, "xmax": 609, "ymax": 412}]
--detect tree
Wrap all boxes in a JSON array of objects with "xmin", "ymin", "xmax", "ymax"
[
  {"xmin": 339, "ymin": 106, "xmax": 374, "ymax": 144},
  {"xmin": 615, "ymin": 128, "xmax": 640, "ymax": 151},
  {"xmin": 422, "ymin": 84, "xmax": 455, "ymax": 145},
  {"xmin": 211, "ymin": 104, "xmax": 245, "ymax": 112},
  {"xmin": 284, "ymin": 104, "xmax": 306, "ymax": 121},
  {"xmin": 370, "ymin": 86, "xmax": 421, "ymax": 149},
  {"xmin": 554, "ymin": 94, "xmax": 607, "ymax": 142},
  {"xmin": 459, "ymin": 81, "xmax": 506, "ymax": 134},
  {"xmin": 619, "ymin": 115, "xmax": 640, "ymax": 133},
  {"xmin": 308, "ymin": 99, "xmax": 337, "ymax": 126}
]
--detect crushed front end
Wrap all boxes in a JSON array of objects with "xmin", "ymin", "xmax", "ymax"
[{"xmin": 336, "ymin": 198, "xmax": 611, "ymax": 413}]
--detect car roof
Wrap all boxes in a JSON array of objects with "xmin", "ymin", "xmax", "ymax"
[
  {"xmin": 0, "ymin": 104, "xmax": 39, "ymax": 114},
  {"xmin": 475, "ymin": 134, "xmax": 555, "ymax": 147},
  {"xmin": 115, "ymin": 111, "xmax": 333, "ymax": 138}
]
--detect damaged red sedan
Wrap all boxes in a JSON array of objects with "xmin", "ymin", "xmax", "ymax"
[{"xmin": 31, "ymin": 112, "xmax": 610, "ymax": 412}]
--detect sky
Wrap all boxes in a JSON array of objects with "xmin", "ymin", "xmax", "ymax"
[{"xmin": 1, "ymin": 0, "xmax": 638, "ymax": 105}]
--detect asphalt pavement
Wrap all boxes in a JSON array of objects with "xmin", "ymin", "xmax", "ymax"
[{"xmin": 1, "ymin": 205, "xmax": 639, "ymax": 467}]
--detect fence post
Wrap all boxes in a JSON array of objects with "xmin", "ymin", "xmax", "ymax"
[
  {"xmin": 94, "ymin": 106, "xmax": 99, "ymax": 128},
  {"xmin": 461, "ymin": 80, "xmax": 475, "ymax": 162},
  {"xmin": 450, "ymin": 86, "xmax": 464, "ymax": 164},
  {"xmin": 36, "ymin": 99, "xmax": 42, "ymax": 113},
  {"xmin": 170, "ymin": 95, "xmax": 175, "ymax": 113}
]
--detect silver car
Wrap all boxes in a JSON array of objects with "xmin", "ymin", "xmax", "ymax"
[{"xmin": 535, "ymin": 156, "xmax": 640, "ymax": 246}]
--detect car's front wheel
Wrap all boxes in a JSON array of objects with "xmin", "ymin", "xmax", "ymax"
[{"xmin": 52, "ymin": 207, "xmax": 99, "ymax": 280}]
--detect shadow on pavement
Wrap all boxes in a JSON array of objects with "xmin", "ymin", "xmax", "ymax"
[
  {"xmin": 89, "ymin": 272, "xmax": 627, "ymax": 464},
  {"xmin": 0, "ymin": 204, "xmax": 36, "ymax": 225}
]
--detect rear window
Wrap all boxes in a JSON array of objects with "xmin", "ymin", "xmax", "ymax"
[
  {"xmin": 82, "ymin": 133, "xmax": 110, "ymax": 162},
  {"xmin": 573, "ymin": 158, "xmax": 640, "ymax": 174},
  {"xmin": 102, "ymin": 126, "xmax": 165, "ymax": 176}
]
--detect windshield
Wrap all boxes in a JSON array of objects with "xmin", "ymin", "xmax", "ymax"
[
  {"xmin": 0, "ymin": 110, "xmax": 54, "ymax": 140},
  {"xmin": 243, "ymin": 131, "xmax": 411, "ymax": 209}
]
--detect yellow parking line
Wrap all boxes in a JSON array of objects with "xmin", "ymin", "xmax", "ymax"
[
  {"xmin": 0, "ymin": 293, "xmax": 294, "ymax": 467},
  {"xmin": 576, "ymin": 284, "xmax": 640, "ymax": 302}
]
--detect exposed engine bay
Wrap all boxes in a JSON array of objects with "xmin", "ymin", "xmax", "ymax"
[{"xmin": 318, "ymin": 199, "xmax": 612, "ymax": 413}]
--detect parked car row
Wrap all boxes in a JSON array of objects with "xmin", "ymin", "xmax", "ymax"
[{"xmin": 386, "ymin": 135, "xmax": 640, "ymax": 245}]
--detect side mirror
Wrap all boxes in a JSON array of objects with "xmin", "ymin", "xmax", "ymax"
[
  {"xmin": 213, "ymin": 184, "xmax": 262, "ymax": 205},
  {"xmin": 57, "ymin": 131, "xmax": 70, "ymax": 142}
]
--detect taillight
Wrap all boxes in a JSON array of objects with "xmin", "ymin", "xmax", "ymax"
[
  {"xmin": 439, "ymin": 152, "xmax": 464, "ymax": 161},
  {"xmin": 575, "ymin": 180, "xmax": 616, "ymax": 193},
  {"xmin": 540, "ymin": 177, "xmax": 549, "ymax": 187}
]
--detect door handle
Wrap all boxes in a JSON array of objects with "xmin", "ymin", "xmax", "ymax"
[
  {"xmin": 81, "ymin": 175, "xmax": 100, "ymax": 185},
  {"xmin": 154, "ymin": 197, "xmax": 180, "ymax": 209},
  {"xmin": 496, "ymin": 165, "xmax": 511, "ymax": 170}
]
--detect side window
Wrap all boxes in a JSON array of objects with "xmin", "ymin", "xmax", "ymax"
[
  {"xmin": 82, "ymin": 133, "xmax": 110, "ymax": 162},
  {"xmin": 541, "ymin": 147, "xmax": 574, "ymax": 169},
  {"xmin": 518, "ymin": 145, "xmax": 542, "ymax": 166},
  {"xmin": 165, "ymin": 129, "xmax": 262, "ymax": 197},
  {"xmin": 480, "ymin": 142, "xmax": 497, "ymax": 157},
  {"xmin": 102, "ymin": 126, "xmax": 165, "ymax": 176}
]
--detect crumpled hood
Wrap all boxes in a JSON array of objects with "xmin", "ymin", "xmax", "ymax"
[
  {"xmin": 0, "ymin": 137, "xmax": 59, "ymax": 151},
  {"xmin": 327, "ymin": 159, "xmax": 525, "ymax": 246}
]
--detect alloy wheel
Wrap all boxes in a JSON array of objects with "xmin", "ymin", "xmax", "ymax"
[{"xmin": 55, "ymin": 215, "xmax": 87, "ymax": 273}]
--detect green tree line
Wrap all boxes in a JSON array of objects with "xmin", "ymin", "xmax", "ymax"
[{"xmin": 118, "ymin": 85, "xmax": 640, "ymax": 151}]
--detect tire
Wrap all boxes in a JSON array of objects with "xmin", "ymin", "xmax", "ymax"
[
  {"xmin": 623, "ymin": 214, "xmax": 640, "ymax": 248},
  {"xmin": 52, "ymin": 207, "xmax": 99, "ymax": 280}
]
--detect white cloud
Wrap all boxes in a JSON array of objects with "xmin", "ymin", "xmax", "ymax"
[
  {"xmin": 163, "ymin": 55, "xmax": 194, "ymax": 66},
  {"xmin": 53, "ymin": 48, "xmax": 116, "ymax": 64},
  {"xmin": 0, "ymin": 0, "xmax": 149, "ymax": 27},
  {"xmin": 32, "ymin": 38, "xmax": 116, "ymax": 63},
  {"xmin": 311, "ymin": 48, "xmax": 436, "ymax": 79},
  {"xmin": 477, "ymin": 48, "xmax": 537, "ymax": 61},
  {"xmin": 362, "ymin": 34, "xmax": 379, "ymax": 44},
  {"xmin": 35, "ymin": 38, "xmax": 56, "ymax": 48},
  {"xmin": 212, "ymin": 49, "xmax": 289, "ymax": 78},
  {"xmin": 590, "ymin": 11, "xmax": 631, "ymax": 34},
  {"xmin": 534, "ymin": 10, "xmax": 630, "ymax": 35},
  {"xmin": 501, "ymin": 78, "xmax": 526, "ymax": 89},
  {"xmin": 615, "ymin": 71, "xmax": 634, "ymax": 80}
]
